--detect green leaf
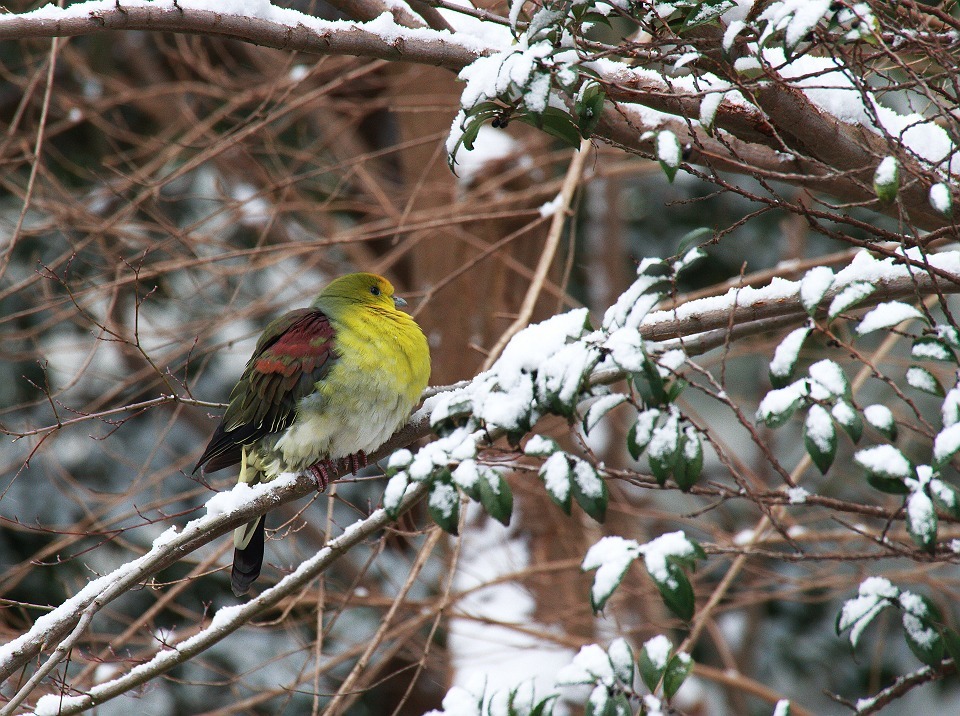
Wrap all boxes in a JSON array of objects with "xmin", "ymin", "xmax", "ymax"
[
  {"xmin": 575, "ymin": 80, "xmax": 606, "ymax": 139},
  {"xmin": 867, "ymin": 472, "xmax": 911, "ymax": 495},
  {"xmin": 519, "ymin": 107, "xmax": 581, "ymax": 148},
  {"xmin": 662, "ymin": 653, "xmax": 693, "ymax": 699},
  {"xmin": 902, "ymin": 611, "xmax": 944, "ymax": 666},
  {"xmin": 942, "ymin": 628, "xmax": 960, "ymax": 665},
  {"xmin": 529, "ymin": 695, "xmax": 559, "ymax": 716},
  {"xmin": 655, "ymin": 565, "xmax": 695, "ymax": 621},
  {"xmin": 572, "ymin": 458, "xmax": 608, "ymax": 522},
  {"xmin": 804, "ymin": 404, "xmax": 837, "ymax": 474},
  {"xmin": 674, "ymin": 427, "xmax": 703, "ymax": 491},
  {"xmin": 676, "ymin": 227, "xmax": 713, "ymax": 256},
  {"xmin": 478, "ymin": 470, "xmax": 513, "ymax": 526},
  {"xmin": 584, "ymin": 685, "xmax": 609, "ymax": 716},
  {"xmin": 428, "ymin": 480, "xmax": 460, "ymax": 535},
  {"xmin": 634, "ymin": 355, "xmax": 668, "ymax": 406}
]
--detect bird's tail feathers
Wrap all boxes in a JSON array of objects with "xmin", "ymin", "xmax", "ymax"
[{"xmin": 232, "ymin": 516, "xmax": 264, "ymax": 596}]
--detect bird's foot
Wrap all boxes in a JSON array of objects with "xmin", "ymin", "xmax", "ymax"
[
  {"xmin": 307, "ymin": 460, "xmax": 336, "ymax": 492},
  {"xmin": 307, "ymin": 451, "xmax": 367, "ymax": 491},
  {"xmin": 341, "ymin": 450, "xmax": 367, "ymax": 475}
]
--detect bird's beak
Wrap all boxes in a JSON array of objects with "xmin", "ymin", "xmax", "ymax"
[{"xmin": 393, "ymin": 295, "xmax": 408, "ymax": 309}]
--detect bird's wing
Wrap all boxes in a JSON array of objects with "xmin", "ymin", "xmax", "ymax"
[{"xmin": 194, "ymin": 308, "xmax": 337, "ymax": 474}]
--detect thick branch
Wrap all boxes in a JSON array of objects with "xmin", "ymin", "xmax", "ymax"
[{"xmin": 0, "ymin": 2, "xmax": 480, "ymax": 70}]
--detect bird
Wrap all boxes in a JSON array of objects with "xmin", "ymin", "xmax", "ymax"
[{"xmin": 194, "ymin": 273, "xmax": 431, "ymax": 596}]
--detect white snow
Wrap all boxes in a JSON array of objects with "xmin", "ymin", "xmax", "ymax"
[
  {"xmin": 656, "ymin": 131, "xmax": 681, "ymax": 168},
  {"xmin": 943, "ymin": 385, "xmax": 960, "ymax": 427},
  {"xmin": 555, "ymin": 644, "xmax": 615, "ymax": 686},
  {"xmin": 756, "ymin": 381, "xmax": 807, "ymax": 423},
  {"xmin": 930, "ymin": 183, "xmax": 952, "ymax": 214},
  {"xmin": 758, "ymin": 0, "xmax": 831, "ymax": 49},
  {"xmin": 643, "ymin": 634, "xmax": 673, "ymax": 670},
  {"xmin": 854, "ymin": 445, "xmax": 911, "ymax": 478},
  {"xmin": 838, "ymin": 576, "xmax": 898, "ymax": 647},
  {"xmin": 799, "ymin": 265, "xmax": 834, "ymax": 313},
  {"xmin": 804, "ymin": 404, "xmax": 834, "ymax": 452},
  {"xmin": 638, "ymin": 531, "xmax": 696, "ymax": 588},
  {"xmin": 787, "ymin": 486, "xmax": 809, "ymax": 504},
  {"xmin": 539, "ymin": 193, "xmax": 565, "ymax": 218},
  {"xmin": 863, "ymin": 404, "xmax": 894, "ymax": 432},
  {"xmin": 524, "ymin": 435, "xmax": 559, "ymax": 457},
  {"xmin": 808, "ymin": 359, "xmax": 848, "ymax": 397},
  {"xmin": 874, "ymin": 156, "xmax": 899, "ymax": 187},
  {"xmin": 906, "ymin": 490, "xmax": 936, "ymax": 544},
  {"xmin": 449, "ymin": 503, "xmax": 574, "ymax": 705},
  {"xmin": 773, "ymin": 699, "xmax": 791, "ymax": 716}
]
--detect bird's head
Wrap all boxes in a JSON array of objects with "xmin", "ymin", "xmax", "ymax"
[{"xmin": 315, "ymin": 272, "xmax": 409, "ymax": 312}]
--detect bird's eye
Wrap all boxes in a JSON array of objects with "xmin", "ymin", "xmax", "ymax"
[{"xmin": 370, "ymin": 285, "xmax": 381, "ymax": 296}]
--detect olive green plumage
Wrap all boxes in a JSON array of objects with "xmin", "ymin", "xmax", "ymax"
[{"xmin": 195, "ymin": 273, "xmax": 431, "ymax": 595}]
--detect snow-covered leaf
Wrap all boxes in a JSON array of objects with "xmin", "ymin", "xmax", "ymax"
[
  {"xmin": 583, "ymin": 393, "xmax": 629, "ymax": 436},
  {"xmin": 828, "ymin": 281, "xmax": 875, "ymax": 320},
  {"xmin": 873, "ymin": 156, "xmax": 899, "ymax": 202},
  {"xmin": 831, "ymin": 400, "xmax": 862, "ymax": 443},
  {"xmin": 656, "ymin": 130, "xmax": 681, "ymax": 182},
  {"xmin": 648, "ymin": 409, "xmax": 680, "ymax": 485},
  {"xmin": 525, "ymin": 435, "xmax": 560, "ymax": 457},
  {"xmin": 933, "ymin": 423, "xmax": 960, "ymax": 468},
  {"xmin": 899, "ymin": 591, "xmax": 944, "ymax": 666},
  {"xmin": 804, "ymin": 404, "xmax": 836, "ymax": 474},
  {"xmin": 572, "ymin": 456, "xmax": 608, "ymax": 523},
  {"xmin": 383, "ymin": 471, "xmax": 411, "ymax": 518},
  {"xmin": 854, "ymin": 444, "xmax": 912, "ymax": 478},
  {"xmin": 662, "ymin": 652, "xmax": 693, "ymax": 699},
  {"xmin": 769, "ymin": 325, "xmax": 811, "ymax": 388},
  {"xmin": 628, "ymin": 408, "xmax": 661, "ymax": 460},
  {"xmin": 757, "ymin": 381, "xmax": 808, "ymax": 428},
  {"xmin": 539, "ymin": 452, "xmax": 572, "ymax": 514},
  {"xmin": 638, "ymin": 531, "xmax": 703, "ymax": 621},
  {"xmin": 906, "ymin": 365, "xmax": 945, "ymax": 396},
  {"xmin": 582, "ymin": 536, "xmax": 640, "ymax": 612},
  {"xmin": 477, "ymin": 468, "xmax": 512, "ymax": 526},
  {"xmin": 674, "ymin": 426, "xmax": 703, "ymax": 491},
  {"xmin": 808, "ymin": 359, "xmax": 850, "ymax": 399},
  {"xmin": 607, "ymin": 638, "xmax": 635, "ymax": 686},
  {"xmin": 428, "ymin": 480, "xmax": 461, "ymax": 535},
  {"xmin": 906, "ymin": 489, "xmax": 937, "ymax": 550},
  {"xmin": 856, "ymin": 301, "xmax": 924, "ymax": 335},
  {"xmin": 863, "ymin": 404, "xmax": 896, "ymax": 440},
  {"xmin": 836, "ymin": 576, "xmax": 899, "ymax": 647},
  {"xmin": 929, "ymin": 478, "xmax": 960, "ymax": 518},
  {"xmin": 638, "ymin": 635, "xmax": 672, "ymax": 691},
  {"xmin": 912, "ymin": 336, "xmax": 956, "ymax": 363}
]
